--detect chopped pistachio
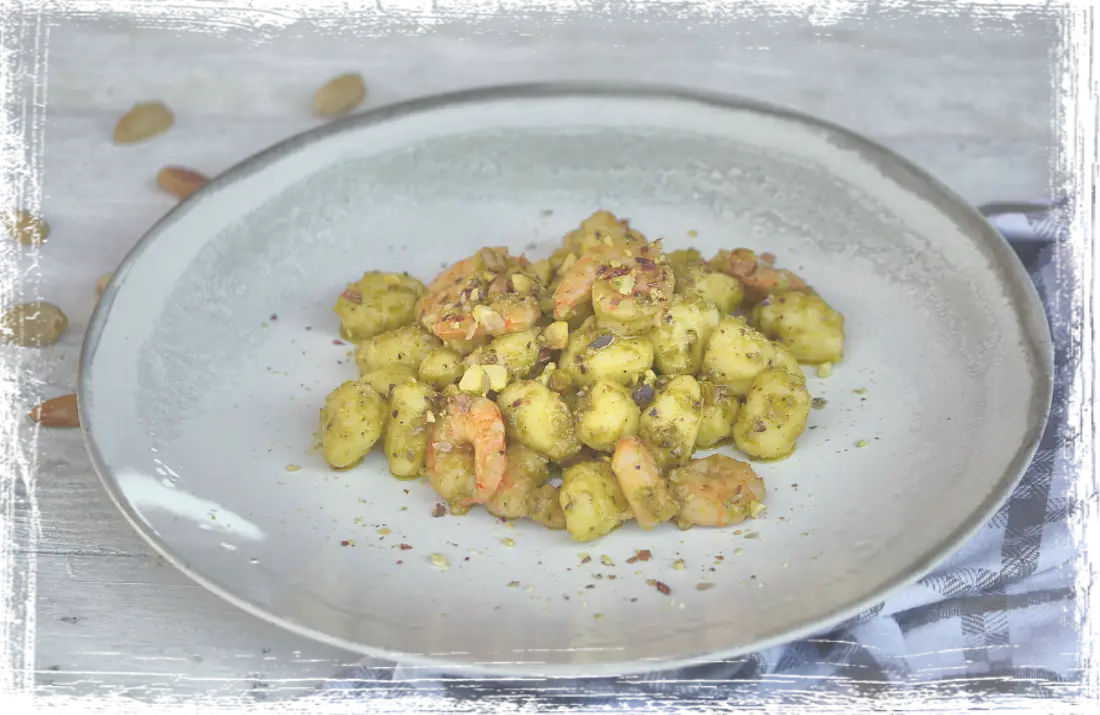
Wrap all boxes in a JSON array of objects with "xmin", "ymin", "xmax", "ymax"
[
  {"xmin": 482, "ymin": 364, "xmax": 510, "ymax": 391},
  {"xmin": 542, "ymin": 321, "xmax": 569, "ymax": 350},
  {"xmin": 510, "ymin": 273, "xmax": 533, "ymax": 294},
  {"xmin": 458, "ymin": 365, "xmax": 489, "ymax": 395},
  {"xmin": 611, "ymin": 273, "xmax": 635, "ymax": 295}
]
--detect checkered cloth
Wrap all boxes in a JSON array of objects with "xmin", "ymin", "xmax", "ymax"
[{"xmin": 310, "ymin": 204, "xmax": 1079, "ymax": 705}]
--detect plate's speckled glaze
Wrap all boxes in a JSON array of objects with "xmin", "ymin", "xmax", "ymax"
[{"xmin": 78, "ymin": 84, "xmax": 1052, "ymax": 677}]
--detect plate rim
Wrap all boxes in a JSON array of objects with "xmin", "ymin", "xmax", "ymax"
[{"xmin": 77, "ymin": 81, "xmax": 1055, "ymax": 677}]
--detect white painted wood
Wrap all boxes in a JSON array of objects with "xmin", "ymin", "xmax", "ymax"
[{"xmin": 23, "ymin": 11, "xmax": 1057, "ymax": 699}]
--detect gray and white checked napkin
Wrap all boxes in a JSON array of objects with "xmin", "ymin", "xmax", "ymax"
[{"xmin": 310, "ymin": 201, "xmax": 1080, "ymax": 705}]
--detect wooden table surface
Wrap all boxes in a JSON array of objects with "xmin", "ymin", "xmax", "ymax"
[{"xmin": 8, "ymin": 6, "xmax": 1058, "ymax": 703}]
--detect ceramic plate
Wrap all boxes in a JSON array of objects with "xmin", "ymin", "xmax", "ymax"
[{"xmin": 79, "ymin": 84, "xmax": 1052, "ymax": 677}]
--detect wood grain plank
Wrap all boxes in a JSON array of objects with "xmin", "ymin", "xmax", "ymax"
[
  {"xmin": 0, "ymin": 552, "xmax": 352, "ymax": 712},
  {"xmin": 2, "ymin": 1, "xmax": 1100, "ymax": 136}
]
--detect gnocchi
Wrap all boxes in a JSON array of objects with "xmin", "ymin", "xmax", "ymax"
[{"xmin": 317, "ymin": 210, "xmax": 844, "ymax": 543}]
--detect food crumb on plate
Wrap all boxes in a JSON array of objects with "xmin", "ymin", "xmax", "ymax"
[
  {"xmin": 673, "ymin": 559, "xmax": 685, "ymax": 571},
  {"xmin": 431, "ymin": 503, "xmax": 446, "ymax": 518},
  {"xmin": 695, "ymin": 582, "xmax": 715, "ymax": 591},
  {"xmin": 284, "ymin": 464, "xmax": 302, "ymax": 472},
  {"xmin": 502, "ymin": 537, "xmax": 515, "ymax": 547},
  {"xmin": 811, "ymin": 397, "xmax": 827, "ymax": 410},
  {"xmin": 508, "ymin": 581, "xmax": 520, "ymax": 588},
  {"xmin": 377, "ymin": 528, "xmax": 391, "ymax": 535},
  {"xmin": 429, "ymin": 553, "xmax": 449, "ymax": 570},
  {"xmin": 856, "ymin": 439, "xmax": 868, "ymax": 448},
  {"xmin": 600, "ymin": 555, "xmax": 614, "ymax": 566}
]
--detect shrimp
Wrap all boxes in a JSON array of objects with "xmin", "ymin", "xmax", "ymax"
[
  {"xmin": 486, "ymin": 443, "xmax": 549, "ymax": 520},
  {"xmin": 426, "ymin": 393, "xmax": 506, "ymax": 506},
  {"xmin": 434, "ymin": 294, "xmax": 541, "ymax": 342},
  {"xmin": 610, "ymin": 437, "xmax": 678, "ymax": 529},
  {"xmin": 416, "ymin": 247, "xmax": 542, "ymax": 343},
  {"xmin": 591, "ymin": 251, "xmax": 675, "ymax": 336},
  {"xmin": 709, "ymin": 248, "xmax": 810, "ymax": 304},
  {"xmin": 552, "ymin": 240, "xmax": 666, "ymax": 322},
  {"xmin": 667, "ymin": 454, "xmax": 766, "ymax": 528}
]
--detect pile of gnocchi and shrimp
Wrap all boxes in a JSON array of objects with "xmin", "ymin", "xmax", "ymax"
[{"xmin": 319, "ymin": 211, "xmax": 846, "ymax": 543}]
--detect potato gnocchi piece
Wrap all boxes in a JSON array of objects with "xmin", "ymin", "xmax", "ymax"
[
  {"xmin": 733, "ymin": 367, "xmax": 811, "ymax": 461},
  {"xmin": 695, "ymin": 381, "xmax": 739, "ymax": 450},
  {"xmin": 560, "ymin": 210, "xmax": 647, "ymax": 256},
  {"xmin": 649, "ymin": 296, "xmax": 721, "ymax": 375},
  {"xmin": 360, "ymin": 366, "xmax": 418, "ymax": 400},
  {"xmin": 320, "ymin": 380, "xmax": 387, "ymax": 469},
  {"xmin": 674, "ymin": 264, "xmax": 745, "ymax": 315},
  {"xmin": 441, "ymin": 334, "xmax": 490, "ymax": 358},
  {"xmin": 418, "ymin": 347, "xmax": 464, "ymax": 389},
  {"xmin": 465, "ymin": 328, "xmax": 540, "ymax": 379},
  {"xmin": 497, "ymin": 380, "xmax": 582, "ymax": 461},
  {"xmin": 666, "ymin": 247, "xmax": 705, "ymax": 272},
  {"xmin": 752, "ymin": 292, "xmax": 846, "ymax": 365},
  {"xmin": 702, "ymin": 316, "xmax": 802, "ymax": 396},
  {"xmin": 356, "ymin": 325, "xmax": 441, "ymax": 374},
  {"xmin": 384, "ymin": 379, "xmax": 437, "ymax": 478},
  {"xmin": 639, "ymin": 374, "xmax": 703, "ymax": 471},
  {"xmin": 486, "ymin": 443, "xmax": 550, "ymax": 520},
  {"xmin": 559, "ymin": 460, "xmax": 633, "ymax": 542},
  {"xmin": 528, "ymin": 483, "xmax": 567, "ymax": 530},
  {"xmin": 334, "ymin": 271, "xmax": 425, "ymax": 342},
  {"xmin": 561, "ymin": 318, "xmax": 654, "ymax": 388},
  {"xmin": 574, "ymin": 380, "xmax": 641, "ymax": 453}
]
